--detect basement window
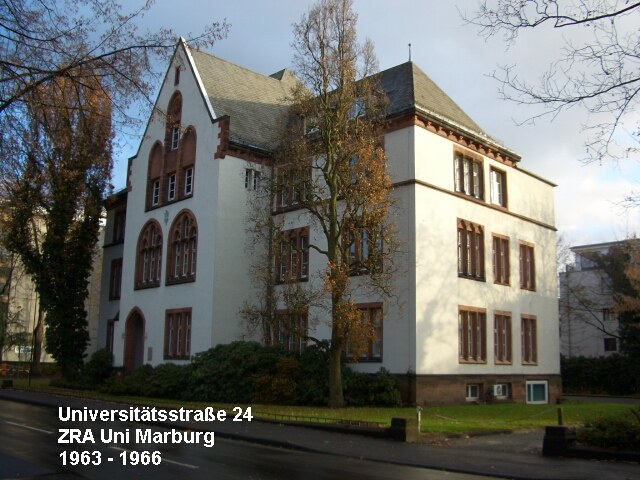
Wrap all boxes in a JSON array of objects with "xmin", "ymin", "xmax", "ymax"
[{"xmin": 526, "ymin": 380, "xmax": 548, "ymax": 404}]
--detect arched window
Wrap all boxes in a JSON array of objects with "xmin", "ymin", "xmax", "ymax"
[
  {"xmin": 135, "ymin": 221, "xmax": 163, "ymax": 289},
  {"xmin": 167, "ymin": 210, "xmax": 197, "ymax": 283}
]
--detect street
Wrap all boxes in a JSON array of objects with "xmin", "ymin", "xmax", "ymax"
[{"xmin": 0, "ymin": 399, "xmax": 496, "ymax": 480}]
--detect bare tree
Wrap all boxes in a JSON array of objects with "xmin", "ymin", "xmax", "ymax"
[
  {"xmin": 463, "ymin": 1, "xmax": 640, "ymax": 164},
  {"xmin": 277, "ymin": 0, "xmax": 397, "ymax": 408},
  {"xmin": 0, "ymin": 0, "xmax": 228, "ymax": 125}
]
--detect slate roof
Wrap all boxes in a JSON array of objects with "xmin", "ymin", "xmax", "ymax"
[
  {"xmin": 378, "ymin": 61, "xmax": 486, "ymax": 136},
  {"xmin": 188, "ymin": 47, "xmax": 504, "ymax": 154},
  {"xmin": 189, "ymin": 48, "xmax": 297, "ymax": 152}
]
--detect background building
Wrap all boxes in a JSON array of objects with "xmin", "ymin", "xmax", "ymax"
[{"xmin": 559, "ymin": 241, "xmax": 624, "ymax": 358}]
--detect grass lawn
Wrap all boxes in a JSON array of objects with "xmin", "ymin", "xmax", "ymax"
[{"xmin": 7, "ymin": 379, "xmax": 634, "ymax": 435}]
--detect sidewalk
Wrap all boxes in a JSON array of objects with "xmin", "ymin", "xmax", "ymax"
[{"xmin": 1, "ymin": 388, "xmax": 637, "ymax": 480}]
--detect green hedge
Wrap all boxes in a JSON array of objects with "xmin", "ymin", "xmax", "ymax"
[
  {"xmin": 561, "ymin": 355, "xmax": 640, "ymax": 396},
  {"xmin": 91, "ymin": 341, "xmax": 401, "ymax": 406}
]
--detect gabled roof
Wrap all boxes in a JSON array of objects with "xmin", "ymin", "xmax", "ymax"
[
  {"xmin": 186, "ymin": 46, "xmax": 510, "ymax": 156},
  {"xmin": 188, "ymin": 48, "xmax": 296, "ymax": 152}
]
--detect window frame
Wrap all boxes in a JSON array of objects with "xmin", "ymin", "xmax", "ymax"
[
  {"xmin": 112, "ymin": 210, "xmax": 126, "ymax": 244},
  {"xmin": 494, "ymin": 312, "xmax": 512, "ymax": 364},
  {"xmin": 170, "ymin": 126, "xmax": 180, "ymax": 151},
  {"xmin": 458, "ymin": 306, "xmax": 487, "ymax": 364},
  {"xmin": 604, "ymin": 337, "xmax": 618, "ymax": 352},
  {"xmin": 344, "ymin": 303, "xmax": 383, "ymax": 362},
  {"xmin": 167, "ymin": 174, "xmax": 176, "ymax": 201},
  {"xmin": 135, "ymin": 221, "xmax": 163, "ymax": 289},
  {"xmin": 466, "ymin": 384, "xmax": 481, "ymax": 402},
  {"xmin": 273, "ymin": 311, "xmax": 308, "ymax": 354},
  {"xmin": 454, "ymin": 152, "xmax": 484, "ymax": 200},
  {"xmin": 276, "ymin": 227, "xmax": 310, "ymax": 283},
  {"xmin": 345, "ymin": 222, "xmax": 383, "ymax": 276},
  {"xmin": 521, "ymin": 315, "xmax": 538, "ymax": 365},
  {"xmin": 184, "ymin": 167, "xmax": 194, "ymax": 196},
  {"xmin": 526, "ymin": 380, "xmax": 548, "ymax": 404},
  {"xmin": 164, "ymin": 308, "xmax": 192, "ymax": 360},
  {"xmin": 519, "ymin": 242, "xmax": 536, "ymax": 291},
  {"xmin": 457, "ymin": 219, "xmax": 485, "ymax": 281},
  {"xmin": 109, "ymin": 258, "xmax": 123, "ymax": 301},
  {"xmin": 492, "ymin": 234, "xmax": 510, "ymax": 285},
  {"xmin": 490, "ymin": 167, "xmax": 507, "ymax": 207},
  {"xmin": 151, "ymin": 180, "xmax": 160, "ymax": 206},
  {"xmin": 166, "ymin": 211, "xmax": 198, "ymax": 284}
]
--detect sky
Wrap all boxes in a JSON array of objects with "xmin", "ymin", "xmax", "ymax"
[{"xmin": 114, "ymin": 0, "xmax": 640, "ymax": 252}]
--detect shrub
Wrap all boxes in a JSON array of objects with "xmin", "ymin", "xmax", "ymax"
[
  {"xmin": 296, "ymin": 341, "xmax": 330, "ymax": 405},
  {"xmin": 252, "ymin": 356, "xmax": 299, "ymax": 404},
  {"xmin": 343, "ymin": 367, "xmax": 401, "ymax": 406},
  {"xmin": 577, "ymin": 406, "xmax": 640, "ymax": 451},
  {"xmin": 98, "ymin": 364, "xmax": 154, "ymax": 396},
  {"xmin": 81, "ymin": 349, "xmax": 113, "ymax": 386},
  {"xmin": 142, "ymin": 363, "xmax": 191, "ymax": 400},
  {"xmin": 189, "ymin": 341, "xmax": 282, "ymax": 403}
]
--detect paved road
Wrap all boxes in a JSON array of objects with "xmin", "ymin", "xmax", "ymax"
[{"xmin": 0, "ymin": 399, "xmax": 496, "ymax": 480}]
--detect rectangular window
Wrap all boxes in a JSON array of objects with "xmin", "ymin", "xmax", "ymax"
[
  {"xmin": 494, "ymin": 313, "xmax": 512, "ymax": 364},
  {"xmin": 492, "ymin": 235, "xmax": 510, "ymax": 285},
  {"xmin": 345, "ymin": 223, "xmax": 383, "ymax": 276},
  {"xmin": 276, "ymin": 167, "xmax": 308, "ymax": 208},
  {"xmin": 519, "ymin": 243, "xmax": 536, "ymax": 290},
  {"xmin": 164, "ymin": 309, "xmax": 192, "ymax": 359},
  {"xmin": 345, "ymin": 304, "xmax": 383, "ymax": 362},
  {"xmin": 604, "ymin": 337, "xmax": 618, "ymax": 352},
  {"xmin": 454, "ymin": 153, "xmax": 483, "ymax": 200},
  {"xmin": 458, "ymin": 219, "xmax": 485, "ymax": 280},
  {"xmin": 167, "ymin": 174, "xmax": 176, "ymax": 201},
  {"xmin": 113, "ymin": 210, "xmax": 126, "ymax": 243},
  {"xmin": 245, "ymin": 168, "xmax": 260, "ymax": 191},
  {"xmin": 152, "ymin": 180, "xmax": 160, "ymax": 206},
  {"xmin": 490, "ymin": 168, "xmax": 507, "ymax": 207},
  {"xmin": 521, "ymin": 315, "xmax": 538, "ymax": 365},
  {"xmin": 466, "ymin": 384, "xmax": 481, "ymax": 401},
  {"xmin": 109, "ymin": 258, "xmax": 123, "ymax": 300},
  {"xmin": 276, "ymin": 227, "xmax": 310, "ymax": 282},
  {"xmin": 184, "ymin": 167, "xmax": 193, "ymax": 196},
  {"xmin": 458, "ymin": 307, "xmax": 487, "ymax": 363},
  {"xmin": 171, "ymin": 126, "xmax": 180, "ymax": 150},
  {"xmin": 273, "ymin": 311, "xmax": 307, "ymax": 353},
  {"xmin": 526, "ymin": 380, "xmax": 548, "ymax": 404}
]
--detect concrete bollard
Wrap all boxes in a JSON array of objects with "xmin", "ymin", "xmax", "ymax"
[
  {"xmin": 542, "ymin": 425, "xmax": 576, "ymax": 456},
  {"xmin": 389, "ymin": 417, "xmax": 420, "ymax": 443}
]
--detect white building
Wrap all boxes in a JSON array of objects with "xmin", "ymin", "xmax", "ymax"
[
  {"xmin": 100, "ymin": 41, "xmax": 560, "ymax": 404},
  {"xmin": 559, "ymin": 241, "xmax": 625, "ymax": 358}
]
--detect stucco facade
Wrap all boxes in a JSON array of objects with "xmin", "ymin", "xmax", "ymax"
[{"xmin": 102, "ymin": 41, "xmax": 560, "ymax": 404}]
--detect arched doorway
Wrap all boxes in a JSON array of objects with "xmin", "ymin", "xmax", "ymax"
[{"xmin": 123, "ymin": 309, "xmax": 145, "ymax": 373}]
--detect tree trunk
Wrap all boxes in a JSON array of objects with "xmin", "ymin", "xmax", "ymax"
[
  {"xmin": 30, "ymin": 307, "xmax": 44, "ymax": 375},
  {"xmin": 328, "ymin": 334, "xmax": 344, "ymax": 408}
]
